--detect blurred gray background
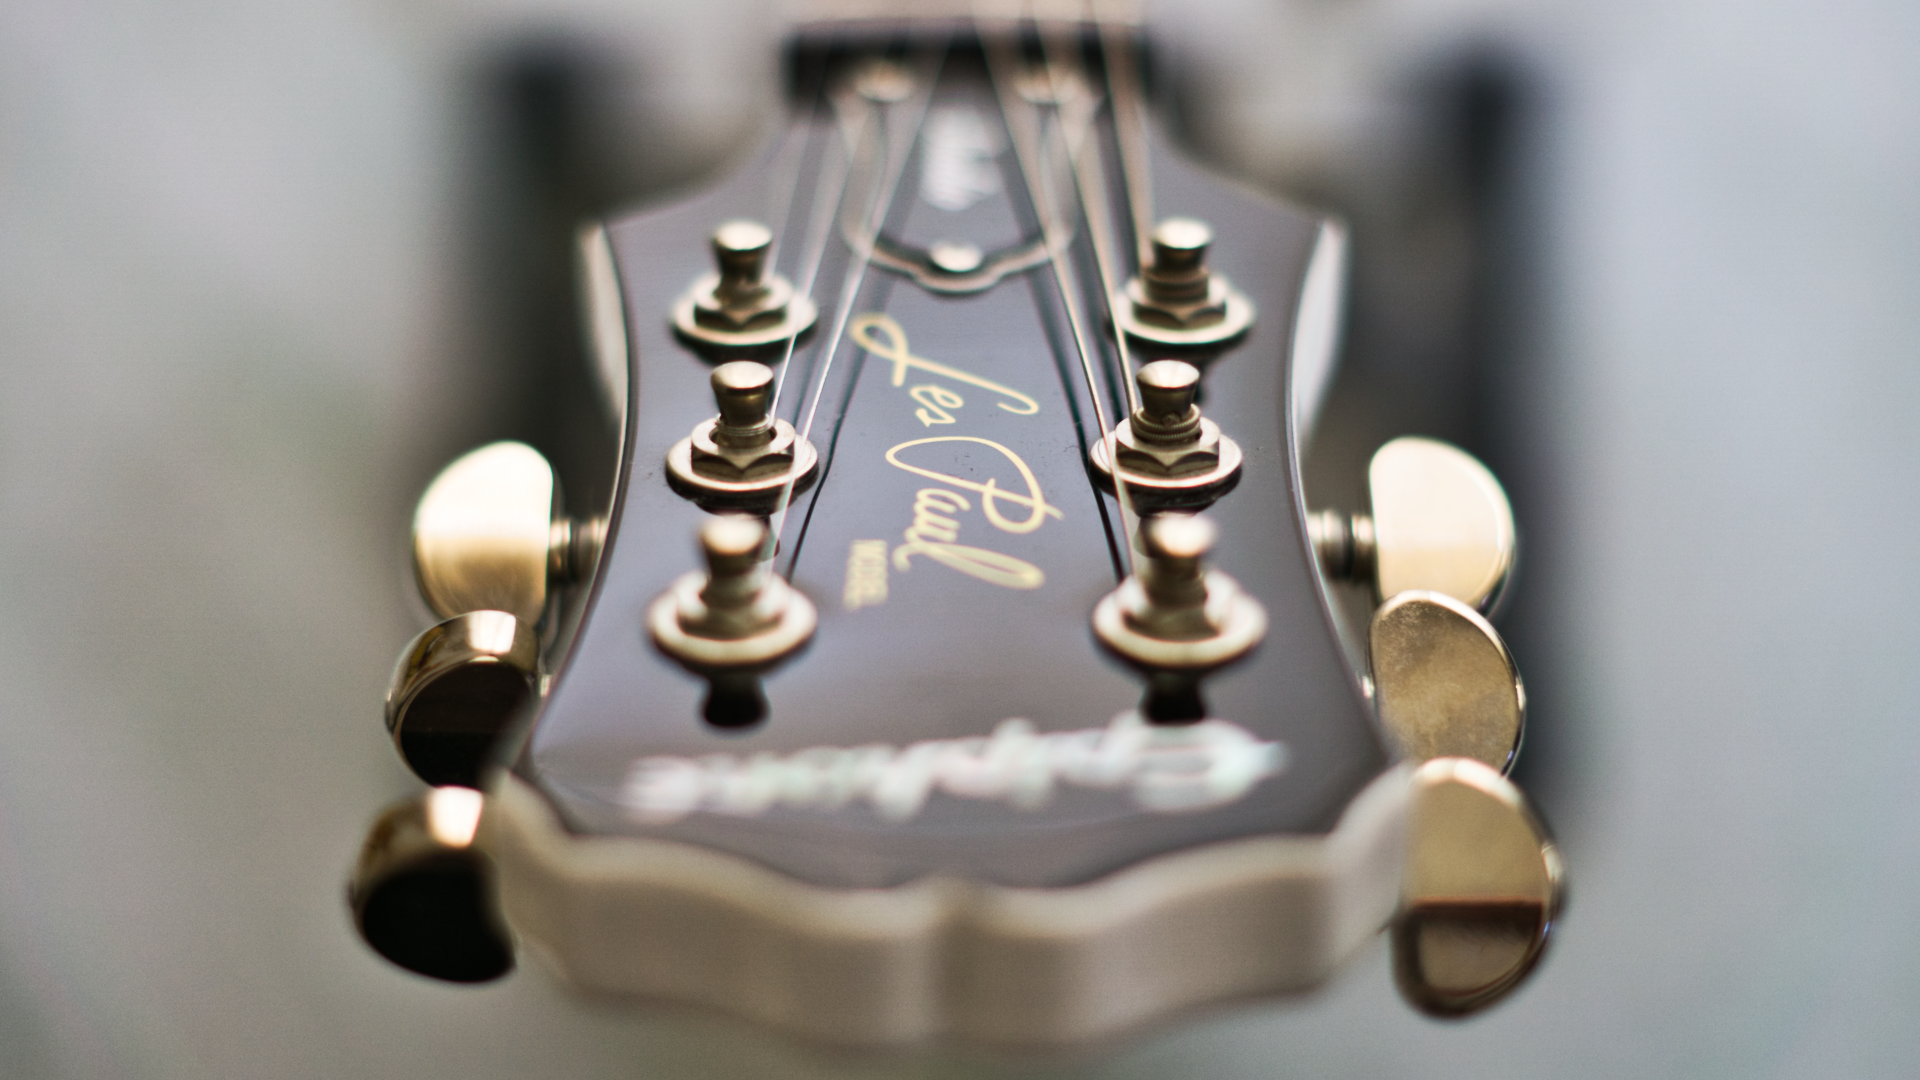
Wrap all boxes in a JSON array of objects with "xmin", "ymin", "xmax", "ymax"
[{"xmin": 2, "ymin": 0, "xmax": 1917, "ymax": 1076}]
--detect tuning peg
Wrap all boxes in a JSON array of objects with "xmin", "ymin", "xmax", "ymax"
[
  {"xmin": 348, "ymin": 786, "xmax": 514, "ymax": 983},
  {"xmin": 665, "ymin": 361, "xmax": 820, "ymax": 507},
  {"xmin": 1393, "ymin": 758, "xmax": 1564, "ymax": 1016},
  {"xmin": 386, "ymin": 609, "xmax": 539, "ymax": 787},
  {"xmin": 412, "ymin": 441, "xmax": 604, "ymax": 626},
  {"xmin": 1090, "ymin": 360, "xmax": 1243, "ymax": 508},
  {"xmin": 1369, "ymin": 591, "xmax": 1525, "ymax": 773},
  {"xmin": 672, "ymin": 220, "xmax": 818, "ymax": 351},
  {"xmin": 648, "ymin": 516, "xmax": 816, "ymax": 671},
  {"xmin": 1113, "ymin": 217, "xmax": 1255, "ymax": 350},
  {"xmin": 1093, "ymin": 515, "xmax": 1267, "ymax": 719},
  {"xmin": 1310, "ymin": 436, "xmax": 1515, "ymax": 612}
]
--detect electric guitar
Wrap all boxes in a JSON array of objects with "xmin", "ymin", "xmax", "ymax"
[{"xmin": 347, "ymin": 2, "xmax": 1563, "ymax": 1048}]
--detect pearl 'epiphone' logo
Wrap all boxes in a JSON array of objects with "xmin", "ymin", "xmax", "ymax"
[{"xmin": 622, "ymin": 711, "xmax": 1287, "ymax": 823}]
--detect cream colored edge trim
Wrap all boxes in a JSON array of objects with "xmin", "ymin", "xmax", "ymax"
[
  {"xmin": 1289, "ymin": 219, "xmax": 1351, "ymax": 450},
  {"xmin": 478, "ymin": 765, "xmax": 1408, "ymax": 1048}
]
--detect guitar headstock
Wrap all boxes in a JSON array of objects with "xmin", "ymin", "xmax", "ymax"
[{"xmin": 347, "ymin": 9, "xmax": 1562, "ymax": 1048}]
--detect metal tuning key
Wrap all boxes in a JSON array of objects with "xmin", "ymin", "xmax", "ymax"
[
  {"xmin": 1093, "ymin": 514, "xmax": 1267, "ymax": 720},
  {"xmin": 1113, "ymin": 218, "xmax": 1256, "ymax": 350},
  {"xmin": 1370, "ymin": 591, "xmax": 1526, "ymax": 772},
  {"xmin": 1393, "ymin": 758, "xmax": 1563, "ymax": 1017},
  {"xmin": 1090, "ymin": 360, "xmax": 1243, "ymax": 508},
  {"xmin": 665, "ymin": 360, "xmax": 819, "ymax": 508},
  {"xmin": 671, "ymin": 220, "xmax": 818, "ymax": 351},
  {"xmin": 387, "ymin": 610, "xmax": 539, "ymax": 787},
  {"xmin": 412, "ymin": 441, "xmax": 604, "ymax": 625},
  {"xmin": 395, "ymin": 441, "xmax": 602, "ymax": 786},
  {"xmin": 348, "ymin": 786, "xmax": 513, "ymax": 983},
  {"xmin": 1310, "ymin": 436, "xmax": 1516, "ymax": 612}
]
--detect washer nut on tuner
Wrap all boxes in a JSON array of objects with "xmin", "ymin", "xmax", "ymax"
[
  {"xmin": 1090, "ymin": 360, "xmax": 1243, "ymax": 508},
  {"xmin": 1113, "ymin": 218, "xmax": 1255, "ymax": 350},
  {"xmin": 648, "ymin": 516, "xmax": 816, "ymax": 672},
  {"xmin": 1309, "ymin": 436, "xmax": 1515, "ymax": 613},
  {"xmin": 671, "ymin": 220, "xmax": 818, "ymax": 351},
  {"xmin": 665, "ymin": 361, "xmax": 819, "ymax": 508},
  {"xmin": 1093, "ymin": 514, "xmax": 1267, "ymax": 672}
]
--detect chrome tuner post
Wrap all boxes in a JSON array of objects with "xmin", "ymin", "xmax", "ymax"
[
  {"xmin": 1090, "ymin": 360, "xmax": 1243, "ymax": 508},
  {"xmin": 1113, "ymin": 218, "xmax": 1256, "ymax": 350},
  {"xmin": 1309, "ymin": 436, "xmax": 1516, "ymax": 613},
  {"xmin": 392, "ymin": 441, "xmax": 603, "ymax": 786},
  {"xmin": 1092, "ymin": 514, "xmax": 1267, "ymax": 721},
  {"xmin": 671, "ymin": 220, "xmax": 818, "ymax": 351},
  {"xmin": 648, "ymin": 517, "xmax": 817, "ymax": 725},
  {"xmin": 348, "ymin": 786, "xmax": 513, "ymax": 983},
  {"xmin": 665, "ymin": 360, "xmax": 819, "ymax": 508}
]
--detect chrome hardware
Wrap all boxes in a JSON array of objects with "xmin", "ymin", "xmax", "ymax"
[
  {"xmin": 1090, "ymin": 360, "xmax": 1243, "ymax": 507},
  {"xmin": 412, "ymin": 441, "xmax": 603, "ymax": 626},
  {"xmin": 1393, "ymin": 758, "xmax": 1563, "ymax": 1017},
  {"xmin": 1093, "ymin": 514, "xmax": 1267, "ymax": 673},
  {"xmin": 671, "ymin": 220, "xmax": 818, "ymax": 350},
  {"xmin": 1310, "ymin": 436, "xmax": 1516, "ymax": 612},
  {"xmin": 386, "ymin": 609, "xmax": 539, "ymax": 787},
  {"xmin": 348, "ymin": 787, "xmax": 514, "ymax": 983},
  {"xmin": 647, "ymin": 517, "xmax": 817, "ymax": 672},
  {"xmin": 1113, "ymin": 218, "xmax": 1255, "ymax": 349},
  {"xmin": 1369, "ymin": 591, "xmax": 1525, "ymax": 773},
  {"xmin": 666, "ymin": 361, "xmax": 819, "ymax": 507}
]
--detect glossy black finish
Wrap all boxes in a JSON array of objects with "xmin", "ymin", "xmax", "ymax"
[{"xmin": 514, "ymin": 32, "xmax": 1388, "ymax": 889}]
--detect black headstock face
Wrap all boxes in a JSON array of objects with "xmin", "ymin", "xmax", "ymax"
[{"xmin": 514, "ymin": 24, "xmax": 1388, "ymax": 889}]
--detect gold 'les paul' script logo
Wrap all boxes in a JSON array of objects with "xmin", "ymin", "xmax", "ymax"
[
  {"xmin": 841, "ymin": 312, "xmax": 1062, "ymax": 600},
  {"xmin": 851, "ymin": 312, "xmax": 1040, "ymax": 426},
  {"xmin": 887, "ymin": 437, "xmax": 1063, "ymax": 590}
]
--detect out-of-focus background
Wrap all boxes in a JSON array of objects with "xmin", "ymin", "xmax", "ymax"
[{"xmin": 2, "ymin": 0, "xmax": 1917, "ymax": 1075}]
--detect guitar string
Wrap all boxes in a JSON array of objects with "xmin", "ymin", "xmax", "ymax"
[
  {"xmin": 767, "ymin": 35, "xmax": 952, "ymax": 558},
  {"xmin": 759, "ymin": 45, "xmax": 835, "ymax": 298},
  {"xmin": 1095, "ymin": 0, "xmax": 1157, "ymax": 274},
  {"xmin": 765, "ymin": 76, "xmax": 856, "ymax": 421},
  {"xmin": 983, "ymin": 3, "xmax": 1147, "ymax": 571},
  {"xmin": 1039, "ymin": 9, "xmax": 1152, "ymax": 550},
  {"xmin": 980, "ymin": 15, "xmax": 1110, "ymax": 442}
]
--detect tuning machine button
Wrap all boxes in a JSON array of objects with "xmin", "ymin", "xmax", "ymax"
[
  {"xmin": 1090, "ymin": 360, "xmax": 1243, "ymax": 508},
  {"xmin": 671, "ymin": 220, "xmax": 818, "ymax": 351},
  {"xmin": 1113, "ymin": 218, "xmax": 1255, "ymax": 350},
  {"xmin": 1310, "ymin": 436, "xmax": 1515, "ymax": 613},
  {"xmin": 1369, "ymin": 591, "xmax": 1525, "ymax": 773},
  {"xmin": 386, "ymin": 609, "xmax": 539, "ymax": 787},
  {"xmin": 665, "ymin": 361, "xmax": 819, "ymax": 508},
  {"xmin": 1093, "ymin": 515, "xmax": 1267, "ymax": 719},
  {"xmin": 1393, "ymin": 758, "xmax": 1563, "ymax": 1016},
  {"xmin": 348, "ymin": 786, "xmax": 514, "ymax": 983},
  {"xmin": 413, "ymin": 441, "xmax": 604, "ymax": 626}
]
